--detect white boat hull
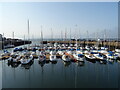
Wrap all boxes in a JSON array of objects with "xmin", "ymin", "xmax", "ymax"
[
  {"xmin": 50, "ymin": 55, "xmax": 57, "ymax": 62},
  {"xmin": 73, "ymin": 54, "xmax": 84, "ymax": 62},
  {"xmin": 62, "ymin": 55, "xmax": 70, "ymax": 62}
]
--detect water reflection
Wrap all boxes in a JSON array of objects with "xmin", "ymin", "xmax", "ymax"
[
  {"xmin": 63, "ymin": 61, "xmax": 71, "ymax": 67},
  {"xmin": 38, "ymin": 60, "xmax": 46, "ymax": 67},
  {"xmin": 108, "ymin": 61, "xmax": 114, "ymax": 65},
  {"xmin": 77, "ymin": 61, "xmax": 85, "ymax": 67},
  {"xmin": 86, "ymin": 59, "xmax": 96, "ymax": 63},
  {"xmin": 50, "ymin": 60, "xmax": 58, "ymax": 64},
  {"xmin": 21, "ymin": 60, "xmax": 34, "ymax": 69},
  {"xmin": 11, "ymin": 63, "xmax": 20, "ymax": 68},
  {"xmin": 117, "ymin": 60, "xmax": 120, "ymax": 63},
  {"xmin": 98, "ymin": 60, "xmax": 107, "ymax": 65},
  {"xmin": 7, "ymin": 61, "xmax": 20, "ymax": 68},
  {"xmin": 45, "ymin": 60, "xmax": 50, "ymax": 64}
]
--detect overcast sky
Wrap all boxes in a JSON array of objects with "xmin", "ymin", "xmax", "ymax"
[{"xmin": 0, "ymin": 2, "xmax": 118, "ymax": 39}]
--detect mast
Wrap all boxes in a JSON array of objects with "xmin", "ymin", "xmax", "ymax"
[
  {"xmin": 96, "ymin": 32, "xmax": 98, "ymax": 48},
  {"xmin": 51, "ymin": 28, "xmax": 53, "ymax": 47},
  {"xmin": 104, "ymin": 29, "xmax": 106, "ymax": 48},
  {"xmin": 75, "ymin": 25, "xmax": 77, "ymax": 51},
  {"xmin": 3, "ymin": 33, "xmax": 4, "ymax": 50},
  {"xmin": 24, "ymin": 35, "xmax": 25, "ymax": 47},
  {"xmin": 27, "ymin": 19, "xmax": 30, "ymax": 48},
  {"xmin": 61, "ymin": 30, "xmax": 63, "ymax": 41},
  {"xmin": 70, "ymin": 28, "xmax": 71, "ymax": 46},
  {"xmin": 79, "ymin": 28, "xmax": 80, "ymax": 47},
  {"xmin": 12, "ymin": 31, "xmax": 14, "ymax": 45},
  {"xmin": 12, "ymin": 32, "xmax": 14, "ymax": 39},
  {"xmin": 116, "ymin": 33, "xmax": 119, "ymax": 49},
  {"xmin": 65, "ymin": 28, "xmax": 67, "ymax": 41},
  {"xmin": 41, "ymin": 26, "xmax": 43, "ymax": 49},
  {"xmin": 86, "ymin": 30, "xmax": 89, "ymax": 46},
  {"xmin": 51, "ymin": 28, "xmax": 53, "ymax": 40},
  {"xmin": 28, "ymin": 19, "xmax": 30, "ymax": 41},
  {"xmin": 108, "ymin": 31, "xmax": 110, "ymax": 51}
]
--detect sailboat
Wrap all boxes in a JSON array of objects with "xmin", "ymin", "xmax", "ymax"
[
  {"xmin": 49, "ymin": 28, "xmax": 57, "ymax": 62},
  {"xmin": 73, "ymin": 39, "xmax": 84, "ymax": 62},
  {"xmin": 8, "ymin": 52, "xmax": 22, "ymax": 64},
  {"xmin": 20, "ymin": 54, "xmax": 33, "ymax": 65},
  {"xmin": 49, "ymin": 50, "xmax": 57, "ymax": 62},
  {"xmin": 38, "ymin": 26, "xmax": 46, "ymax": 63},
  {"xmin": 62, "ymin": 52, "xmax": 70, "ymax": 62},
  {"xmin": 73, "ymin": 27, "xmax": 84, "ymax": 62},
  {"xmin": 20, "ymin": 19, "xmax": 33, "ymax": 65}
]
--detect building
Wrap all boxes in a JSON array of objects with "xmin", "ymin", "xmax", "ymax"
[{"xmin": 0, "ymin": 34, "xmax": 2, "ymax": 50}]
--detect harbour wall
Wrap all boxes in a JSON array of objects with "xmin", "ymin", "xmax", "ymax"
[
  {"xmin": 43, "ymin": 40, "xmax": 120, "ymax": 50},
  {"xmin": 2, "ymin": 39, "xmax": 32, "ymax": 49}
]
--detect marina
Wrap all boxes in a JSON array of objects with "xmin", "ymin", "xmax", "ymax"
[
  {"xmin": 0, "ymin": 39, "xmax": 120, "ymax": 88},
  {"xmin": 0, "ymin": 2, "xmax": 119, "ymax": 89}
]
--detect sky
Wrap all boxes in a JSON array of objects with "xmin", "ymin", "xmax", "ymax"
[{"xmin": 0, "ymin": 2, "xmax": 118, "ymax": 39}]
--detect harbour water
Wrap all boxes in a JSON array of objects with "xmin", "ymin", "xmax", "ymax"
[{"xmin": 1, "ymin": 40, "xmax": 120, "ymax": 88}]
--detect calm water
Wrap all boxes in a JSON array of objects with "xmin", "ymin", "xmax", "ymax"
[{"xmin": 1, "ymin": 40, "xmax": 120, "ymax": 88}]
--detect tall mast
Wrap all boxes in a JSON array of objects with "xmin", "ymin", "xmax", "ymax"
[
  {"xmin": 87, "ymin": 30, "xmax": 89, "ymax": 46},
  {"xmin": 12, "ymin": 31, "xmax": 14, "ymax": 45},
  {"xmin": 61, "ymin": 30, "xmax": 63, "ymax": 41},
  {"xmin": 41, "ymin": 26, "xmax": 43, "ymax": 48},
  {"xmin": 28, "ymin": 19, "xmax": 30, "ymax": 41},
  {"xmin": 51, "ymin": 28, "xmax": 53, "ymax": 41},
  {"xmin": 3, "ymin": 33, "xmax": 4, "ymax": 50},
  {"xmin": 75, "ymin": 24, "xmax": 77, "ymax": 50},
  {"xmin": 27, "ymin": 19, "xmax": 30, "ymax": 48},
  {"xmin": 24, "ymin": 35, "xmax": 25, "ymax": 48},
  {"xmin": 96, "ymin": 32, "xmax": 98, "ymax": 47},
  {"xmin": 104, "ymin": 29, "xmax": 106, "ymax": 48},
  {"xmin": 65, "ymin": 28, "xmax": 67, "ymax": 41},
  {"xmin": 108, "ymin": 31, "xmax": 110, "ymax": 51},
  {"xmin": 70, "ymin": 28, "xmax": 71, "ymax": 45},
  {"xmin": 12, "ymin": 32, "xmax": 14, "ymax": 39},
  {"xmin": 79, "ymin": 28, "xmax": 80, "ymax": 47},
  {"xmin": 51, "ymin": 28, "xmax": 53, "ymax": 47}
]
